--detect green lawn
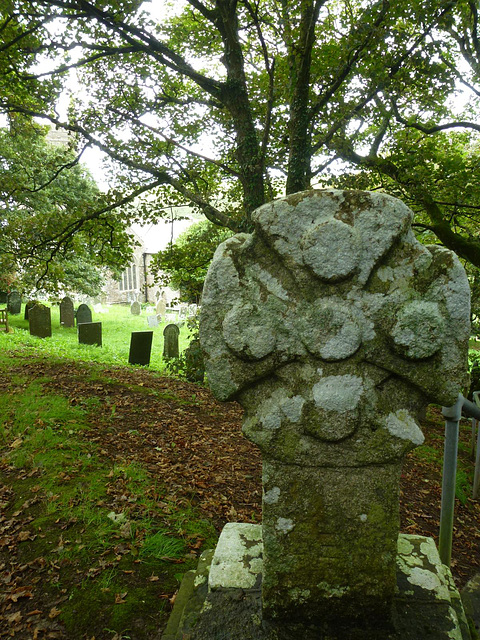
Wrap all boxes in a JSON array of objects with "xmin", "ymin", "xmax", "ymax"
[{"xmin": 1, "ymin": 303, "xmax": 192, "ymax": 372}]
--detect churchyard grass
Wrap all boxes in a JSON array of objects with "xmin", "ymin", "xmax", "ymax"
[
  {"xmin": 0, "ymin": 349, "xmax": 217, "ymax": 639},
  {"xmin": 1, "ymin": 303, "xmax": 191, "ymax": 372}
]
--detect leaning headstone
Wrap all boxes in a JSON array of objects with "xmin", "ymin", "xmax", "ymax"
[
  {"xmin": 78, "ymin": 322, "xmax": 102, "ymax": 347},
  {"xmin": 170, "ymin": 189, "xmax": 471, "ymax": 639},
  {"xmin": 7, "ymin": 291, "xmax": 21, "ymax": 315},
  {"xmin": 184, "ymin": 338, "xmax": 205, "ymax": 383},
  {"xmin": 24, "ymin": 300, "xmax": 37, "ymax": 321},
  {"xmin": 0, "ymin": 292, "xmax": 7, "ymax": 304},
  {"xmin": 131, "ymin": 300, "xmax": 141, "ymax": 316},
  {"xmin": 147, "ymin": 315, "xmax": 159, "ymax": 328},
  {"xmin": 60, "ymin": 296, "xmax": 75, "ymax": 328},
  {"xmin": 129, "ymin": 331, "xmax": 153, "ymax": 366},
  {"xmin": 76, "ymin": 303, "xmax": 92, "ymax": 325},
  {"xmin": 163, "ymin": 324, "xmax": 180, "ymax": 359},
  {"xmin": 29, "ymin": 304, "xmax": 51, "ymax": 338}
]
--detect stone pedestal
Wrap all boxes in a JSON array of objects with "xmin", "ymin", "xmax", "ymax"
[
  {"xmin": 162, "ymin": 524, "xmax": 471, "ymax": 640},
  {"xmin": 262, "ymin": 459, "xmax": 401, "ymax": 627}
]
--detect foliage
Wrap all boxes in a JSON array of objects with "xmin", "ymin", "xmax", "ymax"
[
  {"xmin": 0, "ymin": 120, "xmax": 135, "ymax": 296},
  {"xmin": 151, "ymin": 220, "xmax": 234, "ymax": 303},
  {"xmin": 1, "ymin": 1, "xmax": 480, "ymax": 270}
]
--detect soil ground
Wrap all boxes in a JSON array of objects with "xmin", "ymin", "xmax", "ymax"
[{"xmin": 1, "ymin": 355, "xmax": 479, "ymax": 639}]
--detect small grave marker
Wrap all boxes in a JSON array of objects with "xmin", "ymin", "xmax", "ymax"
[
  {"xmin": 60, "ymin": 296, "xmax": 75, "ymax": 327},
  {"xmin": 24, "ymin": 300, "xmax": 37, "ymax": 321},
  {"xmin": 78, "ymin": 322, "xmax": 102, "ymax": 347},
  {"xmin": 131, "ymin": 300, "xmax": 141, "ymax": 315},
  {"xmin": 7, "ymin": 291, "xmax": 21, "ymax": 315},
  {"xmin": 147, "ymin": 315, "xmax": 159, "ymax": 328},
  {"xmin": 29, "ymin": 304, "xmax": 52, "ymax": 338},
  {"xmin": 163, "ymin": 324, "xmax": 180, "ymax": 359},
  {"xmin": 76, "ymin": 304, "xmax": 92, "ymax": 325},
  {"xmin": 129, "ymin": 331, "xmax": 153, "ymax": 366}
]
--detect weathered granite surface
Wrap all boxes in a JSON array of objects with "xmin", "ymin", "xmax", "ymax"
[
  {"xmin": 199, "ymin": 190, "xmax": 471, "ymax": 627},
  {"xmin": 163, "ymin": 525, "xmax": 471, "ymax": 640}
]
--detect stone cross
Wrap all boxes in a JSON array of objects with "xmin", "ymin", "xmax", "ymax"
[{"xmin": 199, "ymin": 190, "xmax": 470, "ymax": 630}]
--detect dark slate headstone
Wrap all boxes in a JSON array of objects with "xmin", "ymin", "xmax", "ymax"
[
  {"xmin": 184, "ymin": 339, "xmax": 205, "ymax": 382},
  {"xmin": 76, "ymin": 303, "xmax": 92, "ymax": 325},
  {"xmin": 78, "ymin": 322, "xmax": 102, "ymax": 347},
  {"xmin": 24, "ymin": 300, "xmax": 37, "ymax": 320},
  {"xmin": 29, "ymin": 304, "xmax": 52, "ymax": 338},
  {"xmin": 129, "ymin": 331, "xmax": 153, "ymax": 366},
  {"xmin": 7, "ymin": 291, "xmax": 21, "ymax": 315},
  {"xmin": 163, "ymin": 323, "xmax": 180, "ymax": 359},
  {"xmin": 131, "ymin": 300, "xmax": 141, "ymax": 316},
  {"xmin": 60, "ymin": 296, "xmax": 75, "ymax": 328},
  {"xmin": 0, "ymin": 292, "xmax": 7, "ymax": 304}
]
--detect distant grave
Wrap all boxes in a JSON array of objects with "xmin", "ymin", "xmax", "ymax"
[
  {"xmin": 78, "ymin": 322, "xmax": 102, "ymax": 347},
  {"xmin": 24, "ymin": 300, "xmax": 37, "ymax": 321},
  {"xmin": 60, "ymin": 296, "xmax": 75, "ymax": 327},
  {"xmin": 131, "ymin": 301, "xmax": 141, "ymax": 315},
  {"xmin": 76, "ymin": 304, "xmax": 92, "ymax": 325},
  {"xmin": 129, "ymin": 331, "xmax": 153, "ymax": 366},
  {"xmin": 29, "ymin": 304, "xmax": 52, "ymax": 338},
  {"xmin": 7, "ymin": 291, "xmax": 21, "ymax": 315},
  {"xmin": 163, "ymin": 324, "xmax": 180, "ymax": 359}
]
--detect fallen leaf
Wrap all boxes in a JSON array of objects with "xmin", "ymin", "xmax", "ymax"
[
  {"xmin": 148, "ymin": 575, "xmax": 159, "ymax": 582},
  {"xmin": 6, "ymin": 611, "xmax": 22, "ymax": 623},
  {"xmin": 48, "ymin": 607, "xmax": 62, "ymax": 619},
  {"xmin": 115, "ymin": 592, "xmax": 127, "ymax": 604}
]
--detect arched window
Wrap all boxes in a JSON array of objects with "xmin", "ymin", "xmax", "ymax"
[{"xmin": 119, "ymin": 264, "xmax": 138, "ymax": 292}]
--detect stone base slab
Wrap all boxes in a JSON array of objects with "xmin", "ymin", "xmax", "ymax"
[{"xmin": 162, "ymin": 523, "xmax": 471, "ymax": 640}]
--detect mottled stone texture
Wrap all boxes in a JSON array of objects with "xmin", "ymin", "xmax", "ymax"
[
  {"xmin": 29, "ymin": 304, "xmax": 52, "ymax": 339},
  {"xmin": 199, "ymin": 189, "xmax": 471, "ymax": 627},
  {"xmin": 60, "ymin": 296, "xmax": 75, "ymax": 328}
]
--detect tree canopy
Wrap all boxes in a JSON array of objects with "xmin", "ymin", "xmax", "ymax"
[
  {"xmin": 0, "ymin": 119, "xmax": 134, "ymax": 295},
  {"xmin": 1, "ymin": 1, "xmax": 480, "ymax": 269}
]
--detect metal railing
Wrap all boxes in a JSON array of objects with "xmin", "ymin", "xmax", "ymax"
[{"xmin": 439, "ymin": 393, "xmax": 480, "ymax": 566}]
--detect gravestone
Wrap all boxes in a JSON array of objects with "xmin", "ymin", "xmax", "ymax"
[
  {"xmin": 184, "ymin": 338, "xmax": 205, "ymax": 383},
  {"xmin": 76, "ymin": 303, "xmax": 92, "ymax": 325},
  {"xmin": 156, "ymin": 293, "xmax": 167, "ymax": 318},
  {"xmin": 24, "ymin": 300, "xmax": 37, "ymax": 321},
  {"xmin": 29, "ymin": 304, "xmax": 52, "ymax": 338},
  {"xmin": 163, "ymin": 324, "xmax": 180, "ymax": 359},
  {"xmin": 7, "ymin": 291, "xmax": 21, "ymax": 315},
  {"xmin": 147, "ymin": 315, "xmax": 159, "ymax": 328},
  {"xmin": 0, "ymin": 292, "xmax": 7, "ymax": 304},
  {"xmin": 166, "ymin": 190, "xmax": 471, "ymax": 639},
  {"xmin": 78, "ymin": 322, "xmax": 102, "ymax": 347},
  {"xmin": 131, "ymin": 300, "xmax": 141, "ymax": 316},
  {"xmin": 60, "ymin": 296, "xmax": 75, "ymax": 327},
  {"xmin": 129, "ymin": 331, "xmax": 153, "ymax": 366}
]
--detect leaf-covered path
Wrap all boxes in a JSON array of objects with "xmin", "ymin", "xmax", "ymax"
[{"xmin": 1, "ymin": 353, "xmax": 479, "ymax": 639}]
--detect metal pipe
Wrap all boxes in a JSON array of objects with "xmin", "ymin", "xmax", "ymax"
[
  {"xmin": 439, "ymin": 395, "xmax": 463, "ymax": 567},
  {"xmin": 438, "ymin": 393, "xmax": 480, "ymax": 566},
  {"xmin": 473, "ymin": 393, "xmax": 480, "ymax": 500}
]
